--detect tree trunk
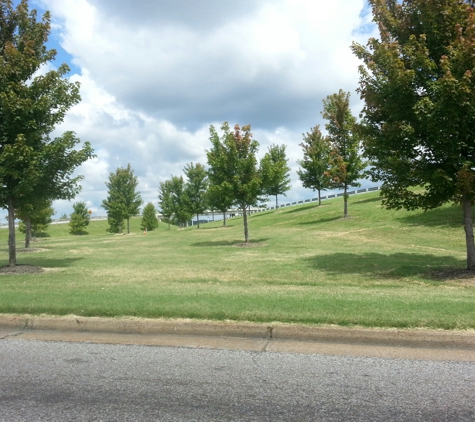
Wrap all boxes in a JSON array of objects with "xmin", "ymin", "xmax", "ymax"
[
  {"xmin": 127, "ymin": 218, "xmax": 130, "ymax": 234},
  {"xmin": 196, "ymin": 213, "xmax": 200, "ymax": 228},
  {"xmin": 243, "ymin": 205, "xmax": 249, "ymax": 243},
  {"xmin": 223, "ymin": 212, "xmax": 227, "ymax": 227},
  {"xmin": 25, "ymin": 217, "xmax": 32, "ymax": 249},
  {"xmin": 8, "ymin": 198, "xmax": 16, "ymax": 267},
  {"xmin": 463, "ymin": 196, "xmax": 475, "ymax": 270},
  {"xmin": 343, "ymin": 185, "xmax": 348, "ymax": 218},
  {"xmin": 275, "ymin": 195, "xmax": 278, "ymax": 209},
  {"xmin": 318, "ymin": 189, "xmax": 321, "ymax": 206}
]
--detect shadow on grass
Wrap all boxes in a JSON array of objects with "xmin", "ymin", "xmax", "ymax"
[
  {"xmin": 281, "ymin": 204, "xmax": 318, "ymax": 214},
  {"xmin": 352, "ymin": 196, "xmax": 381, "ymax": 205},
  {"xmin": 18, "ymin": 256, "xmax": 84, "ymax": 269},
  {"xmin": 199, "ymin": 224, "xmax": 237, "ymax": 230},
  {"xmin": 298, "ymin": 216, "xmax": 342, "ymax": 226},
  {"xmin": 302, "ymin": 252, "xmax": 465, "ymax": 281},
  {"xmin": 192, "ymin": 238, "xmax": 269, "ymax": 247},
  {"xmin": 397, "ymin": 206, "xmax": 463, "ymax": 228}
]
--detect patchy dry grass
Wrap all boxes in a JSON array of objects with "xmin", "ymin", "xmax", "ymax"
[{"xmin": 0, "ymin": 191, "xmax": 474, "ymax": 329}]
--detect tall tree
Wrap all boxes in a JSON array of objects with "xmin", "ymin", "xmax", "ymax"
[
  {"xmin": 184, "ymin": 162, "xmax": 208, "ymax": 228},
  {"xmin": 140, "ymin": 202, "xmax": 159, "ymax": 232},
  {"xmin": 206, "ymin": 123, "xmax": 261, "ymax": 243},
  {"xmin": 297, "ymin": 125, "xmax": 332, "ymax": 206},
  {"xmin": 352, "ymin": 0, "xmax": 475, "ymax": 269},
  {"xmin": 322, "ymin": 90, "xmax": 365, "ymax": 218},
  {"xmin": 102, "ymin": 164, "xmax": 142, "ymax": 234},
  {"xmin": 18, "ymin": 199, "xmax": 54, "ymax": 247},
  {"xmin": 260, "ymin": 144, "xmax": 291, "ymax": 209},
  {"xmin": 69, "ymin": 201, "xmax": 90, "ymax": 235},
  {"xmin": 158, "ymin": 179, "xmax": 174, "ymax": 229},
  {"xmin": 0, "ymin": 1, "xmax": 94, "ymax": 266}
]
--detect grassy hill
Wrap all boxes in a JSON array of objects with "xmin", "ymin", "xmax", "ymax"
[{"xmin": 0, "ymin": 191, "xmax": 474, "ymax": 329}]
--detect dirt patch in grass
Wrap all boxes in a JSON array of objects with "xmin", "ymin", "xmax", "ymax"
[
  {"xmin": 16, "ymin": 248, "xmax": 48, "ymax": 253},
  {"xmin": 426, "ymin": 268, "xmax": 475, "ymax": 282},
  {"xmin": 0, "ymin": 264, "xmax": 44, "ymax": 274}
]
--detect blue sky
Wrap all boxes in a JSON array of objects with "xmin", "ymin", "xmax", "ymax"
[{"xmin": 5, "ymin": 0, "xmax": 378, "ymax": 220}]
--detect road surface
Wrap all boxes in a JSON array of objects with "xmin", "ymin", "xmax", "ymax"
[{"xmin": 1, "ymin": 338, "xmax": 474, "ymax": 421}]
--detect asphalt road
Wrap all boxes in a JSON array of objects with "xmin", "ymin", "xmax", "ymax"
[{"xmin": 1, "ymin": 339, "xmax": 474, "ymax": 421}]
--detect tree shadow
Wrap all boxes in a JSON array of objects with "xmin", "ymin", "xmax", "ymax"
[
  {"xmin": 352, "ymin": 196, "xmax": 381, "ymax": 205},
  {"xmin": 281, "ymin": 204, "xmax": 317, "ymax": 214},
  {"xmin": 1, "ymin": 256, "xmax": 84, "ymax": 271},
  {"xmin": 298, "ymin": 216, "xmax": 342, "ymax": 226},
  {"xmin": 192, "ymin": 238, "xmax": 270, "ymax": 247},
  {"xmin": 397, "ymin": 206, "xmax": 463, "ymax": 228},
  {"xmin": 199, "ymin": 224, "xmax": 237, "ymax": 230},
  {"xmin": 302, "ymin": 252, "xmax": 465, "ymax": 281}
]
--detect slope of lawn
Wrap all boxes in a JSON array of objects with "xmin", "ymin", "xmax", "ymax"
[{"xmin": 1, "ymin": 192, "xmax": 474, "ymax": 330}]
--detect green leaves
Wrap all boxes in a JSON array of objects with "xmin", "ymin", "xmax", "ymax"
[{"xmin": 102, "ymin": 164, "xmax": 142, "ymax": 233}]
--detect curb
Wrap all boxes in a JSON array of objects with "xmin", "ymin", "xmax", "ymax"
[{"xmin": 1, "ymin": 314, "xmax": 475, "ymax": 350}]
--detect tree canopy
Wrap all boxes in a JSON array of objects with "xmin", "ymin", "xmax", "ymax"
[
  {"xmin": 297, "ymin": 125, "xmax": 331, "ymax": 206},
  {"xmin": 141, "ymin": 202, "xmax": 159, "ymax": 232},
  {"xmin": 102, "ymin": 164, "xmax": 142, "ymax": 234},
  {"xmin": 322, "ymin": 90, "xmax": 365, "ymax": 217},
  {"xmin": 206, "ymin": 123, "xmax": 261, "ymax": 243},
  {"xmin": 184, "ymin": 162, "xmax": 208, "ymax": 228},
  {"xmin": 352, "ymin": 0, "xmax": 475, "ymax": 269},
  {"xmin": 260, "ymin": 144, "xmax": 291, "ymax": 209},
  {"xmin": 69, "ymin": 201, "xmax": 90, "ymax": 235},
  {"xmin": 0, "ymin": 0, "xmax": 94, "ymax": 265}
]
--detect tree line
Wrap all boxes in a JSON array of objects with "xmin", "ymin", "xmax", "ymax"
[{"xmin": 4, "ymin": 0, "xmax": 475, "ymax": 269}]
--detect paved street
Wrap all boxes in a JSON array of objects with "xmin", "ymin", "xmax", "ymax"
[{"xmin": 1, "ymin": 339, "xmax": 474, "ymax": 421}]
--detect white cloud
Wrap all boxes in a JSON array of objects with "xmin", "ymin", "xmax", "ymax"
[{"xmin": 17, "ymin": 0, "xmax": 378, "ymax": 220}]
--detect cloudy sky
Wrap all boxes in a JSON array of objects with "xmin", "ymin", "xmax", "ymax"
[{"xmin": 12, "ymin": 0, "xmax": 378, "ymax": 219}]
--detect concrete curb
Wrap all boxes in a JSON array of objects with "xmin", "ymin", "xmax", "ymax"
[{"xmin": 1, "ymin": 314, "xmax": 475, "ymax": 350}]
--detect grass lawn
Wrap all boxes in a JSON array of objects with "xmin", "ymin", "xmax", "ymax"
[{"xmin": 1, "ymin": 191, "xmax": 474, "ymax": 330}]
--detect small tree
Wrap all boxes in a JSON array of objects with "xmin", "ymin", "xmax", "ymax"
[
  {"xmin": 18, "ymin": 199, "xmax": 54, "ymax": 247},
  {"xmin": 206, "ymin": 123, "xmax": 261, "ymax": 243},
  {"xmin": 260, "ymin": 144, "xmax": 291, "ymax": 209},
  {"xmin": 69, "ymin": 202, "xmax": 90, "ymax": 235},
  {"xmin": 322, "ymin": 90, "xmax": 365, "ymax": 217},
  {"xmin": 169, "ymin": 175, "xmax": 192, "ymax": 227},
  {"xmin": 158, "ymin": 179, "xmax": 174, "ymax": 229},
  {"xmin": 205, "ymin": 185, "xmax": 234, "ymax": 227},
  {"xmin": 297, "ymin": 126, "xmax": 332, "ymax": 206},
  {"xmin": 102, "ymin": 164, "xmax": 142, "ymax": 234},
  {"xmin": 141, "ymin": 202, "xmax": 159, "ymax": 231},
  {"xmin": 184, "ymin": 162, "xmax": 208, "ymax": 228}
]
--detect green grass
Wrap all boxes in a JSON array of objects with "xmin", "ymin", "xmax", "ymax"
[{"xmin": 1, "ymin": 192, "xmax": 474, "ymax": 330}]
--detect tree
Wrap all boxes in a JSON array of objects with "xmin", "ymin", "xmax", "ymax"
[
  {"xmin": 205, "ymin": 185, "xmax": 234, "ymax": 227},
  {"xmin": 158, "ymin": 179, "xmax": 174, "ymax": 229},
  {"xmin": 322, "ymin": 90, "xmax": 365, "ymax": 217},
  {"xmin": 352, "ymin": 0, "xmax": 475, "ymax": 269},
  {"xmin": 206, "ymin": 123, "xmax": 261, "ymax": 243},
  {"xmin": 260, "ymin": 144, "xmax": 291, "ymax": 209},
  {"xmin": 0, "ymin": 1, "xmax": 94, "ymax": 266},
  {"xmin": 18, "ymin": 199, "xmax": 54, "ymax": 247},
  {"xmin": 102, "ymin": 164, "xmax": 142, "ymax": 234},
  {"xmin": 169, "ymin": 175, "xmax": 192, "ymax": 227},
  {"xmin": 69, "ymin": 201, "xmax": 90, "ymax": 235},
  {"xmin": 184, "ymin": 162, "xmax": 208, "ymax": 228},
  {"xmin": 297, "ymin": 126, "xmax": 332, "ymax": 206},
  {"xmin": 141, "ymin": 202, "xmax": 159, "ymax": 231}
]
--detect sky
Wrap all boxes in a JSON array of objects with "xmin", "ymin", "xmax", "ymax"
[{"xmin": 7, "ymin": 0, "xmax": 378, "ymax": 219}]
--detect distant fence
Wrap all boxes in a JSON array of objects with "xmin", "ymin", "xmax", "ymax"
[{"xmin": 262, "ymin": 186, "xmax": 381, "ymax": 211}]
